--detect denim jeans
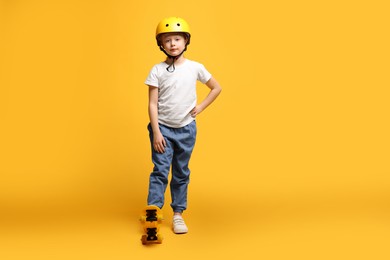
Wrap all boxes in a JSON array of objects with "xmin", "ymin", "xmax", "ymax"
[{"xmin": 147, "ymin": 121, "xmax": 197, "ymax": 213}]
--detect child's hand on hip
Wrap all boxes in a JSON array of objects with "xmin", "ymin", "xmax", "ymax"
[{"xmin": 190, "ymin": 106, "xmax": 202, "ymax": 118}]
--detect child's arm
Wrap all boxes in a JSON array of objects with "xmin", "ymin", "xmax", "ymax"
[
  {"xmin": 148, "ymin": 85, "xmax": 166, "ymax": 153},
  {"xmin": 190, "ymin": 77, "xmax": 222, "ymax": 118}
]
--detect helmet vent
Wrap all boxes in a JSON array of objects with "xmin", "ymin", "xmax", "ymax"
[
  {"xmin": 166, "ymin": 24, "xmax": 169, "ymax": 27},
  {"xmin": 177, "ymin": 23, "xmax": 180, "ymax": 26}
]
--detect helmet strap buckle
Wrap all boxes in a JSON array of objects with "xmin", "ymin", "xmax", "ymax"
[{"xmin": 160, "ymin": 46, "xmax": 186, "ymax": 73}]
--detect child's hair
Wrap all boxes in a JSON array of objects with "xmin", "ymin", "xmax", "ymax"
[{"xmin": 156, "ymin": 32, "xmax": 190, "ymax": 46}]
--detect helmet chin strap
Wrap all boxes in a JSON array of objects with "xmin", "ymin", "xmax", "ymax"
[{"xmin": 159, "ymin": 46, "xmax": 187, "ymax": 73}]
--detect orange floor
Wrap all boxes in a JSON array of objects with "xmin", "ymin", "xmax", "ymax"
[{"xmin": 1, "ymin": 190, "xmax": 389, "ymax": 260}]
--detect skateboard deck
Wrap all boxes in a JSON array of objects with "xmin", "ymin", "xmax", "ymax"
[{"xmin": 140, "ymin": 205, "xmax": 163, "ymax": 244}]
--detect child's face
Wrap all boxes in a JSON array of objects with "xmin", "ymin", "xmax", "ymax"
[{"xmin": 160, "ymin": 33, "xmax": 188, "ymax": 57}]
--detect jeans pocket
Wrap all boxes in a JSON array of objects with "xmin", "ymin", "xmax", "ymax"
[{"xmin": 190, "ymin": 120, "xmax": 197, "ymax": 140}]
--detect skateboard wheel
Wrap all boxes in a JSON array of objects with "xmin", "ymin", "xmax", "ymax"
[
  {"xmin": 140, "ymin": 234, "xmax": 163, "ymax": 245},
  {"xmin": 157, "ymin": 234, "xmax": 163, "ymax": 243},
  {"xmin": 141, "ymin": 235, "xmax": 147, "ymax": 245}
]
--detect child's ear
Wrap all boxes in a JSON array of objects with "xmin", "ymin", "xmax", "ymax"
[{"xmin": 182, "ymin": 33, "xmax": 189, "ymax": 44}]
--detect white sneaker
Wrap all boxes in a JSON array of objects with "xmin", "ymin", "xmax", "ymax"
[{"xmin": 172, "ymin": 215, "xmax": 188, "ymax": 234}]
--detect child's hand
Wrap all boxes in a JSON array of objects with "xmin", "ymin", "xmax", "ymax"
[
  {"xmin": 153, "ymin": 132, "xmax": 166, "ymax": 153},
  {"xmin": 190, "ymin": 106, "xmax": 203, "ymax": 118}
]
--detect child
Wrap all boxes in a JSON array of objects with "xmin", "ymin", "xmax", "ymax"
[{"xmin": 145, "ymin": 17, "xmax": 221, "ymax": 234}]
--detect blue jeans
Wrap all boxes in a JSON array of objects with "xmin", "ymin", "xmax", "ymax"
[{"xmin": 147, "ymin": 121, "xmax": 197, "ymax": 213}]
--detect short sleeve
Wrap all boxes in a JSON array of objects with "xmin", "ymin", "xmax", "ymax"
[
  {"xmin": 145, "ymin": 65, "xmax": 159, "ymax": 87},
  {"xmin": 197, "ymin": 63, "xmax": 212, "ymax": 84}
]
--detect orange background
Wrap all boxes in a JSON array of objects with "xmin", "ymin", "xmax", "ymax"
[{"xmin": 1, "ymin": 0, "xmax": 389, "ymax": 259}]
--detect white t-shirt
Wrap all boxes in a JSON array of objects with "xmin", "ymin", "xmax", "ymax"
[{"xmin": 145, "ymin": 59, "xmax": 212, "ymax": 128}]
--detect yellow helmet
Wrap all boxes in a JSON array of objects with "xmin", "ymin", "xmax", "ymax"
[{"xmin": 155, "ymin": 17, "xmax": 191, "ymax": 46}]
